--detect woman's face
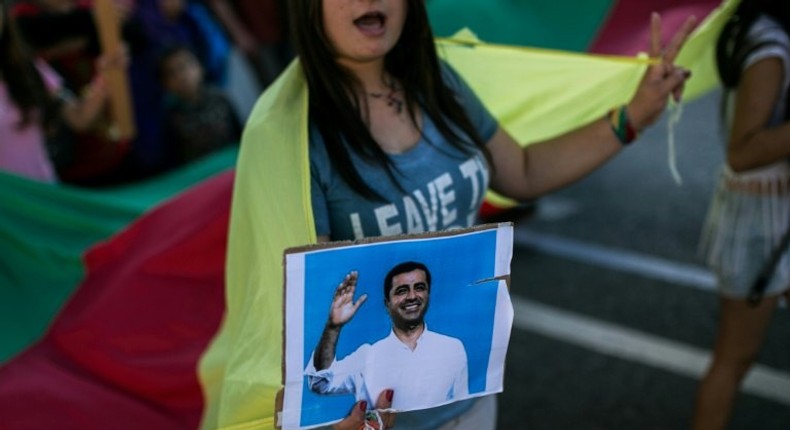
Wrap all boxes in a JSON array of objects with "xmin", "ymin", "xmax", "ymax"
[{"xmin": 321, "ymin": 0, "xmax": 407, "ymax": 67}]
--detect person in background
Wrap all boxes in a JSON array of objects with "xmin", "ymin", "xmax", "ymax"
[
  {"xmin": 693, "ymin": 1, "xmax": 790, "ymax": 429},
  {"xmin": 93, "ymin": 0, "xmax": 230, "ymax": 181},
  {"xmin": 231, "ymin": 0, "xmax": 696, "ymax": 428},
  {"xmin": 10, "ymin": 0, "xmax": 134, "ymax": 185},
  {"xmin": 0, "ymin": 0, "xmax": 114, "ymax": 183},
  {"xmin": 144, "ymin": 0, "xmax": 231, "ymax": 85},
  {"xmin": 205, "ymin": 0, "xmax": 291, "ymax": 89},
  {"xmin": 158, "ymin": 44, "xmax": 240, "ymax": 166}
]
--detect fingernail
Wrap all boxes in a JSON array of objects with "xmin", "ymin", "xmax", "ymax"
[
  {"xmin": 386, "ymin": 389, "xmax": 393, "ymax": 402},
  {"xmin": 359, "ymin": 401, "xmax": 367, "ymax": 411}
]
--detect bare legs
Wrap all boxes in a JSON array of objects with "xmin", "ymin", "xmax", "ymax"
[{"xmin": 691, "ymin": 291, "xmax": 787, "ymax": 430}]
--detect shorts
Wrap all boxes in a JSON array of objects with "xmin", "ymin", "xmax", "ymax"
[
  {"xmin": 700, "ymin": 167, "xmax": 790, "ymax": 299},
  {"xmin": 713, "ymin": 232, "xmax": 790, "ymax": 299}
]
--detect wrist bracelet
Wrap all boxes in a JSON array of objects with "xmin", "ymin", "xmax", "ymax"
[{"xmin": 608, "ymin": 105, "xmax": 638, "ymax": 145}]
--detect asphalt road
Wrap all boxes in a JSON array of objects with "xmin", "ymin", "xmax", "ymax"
[{"xmin": 493, "ymin": 89, "xmax": 790, "ymax": 430}]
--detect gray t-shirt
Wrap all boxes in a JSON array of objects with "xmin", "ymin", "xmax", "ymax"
[{"xmin": 310, "ymin": 63, "xmax": 499, "ymax": 240}]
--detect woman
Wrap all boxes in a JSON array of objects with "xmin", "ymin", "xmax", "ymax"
[
  {"xmin": 0, "ymin": 0, "xmax": 109, "ymax": 183},
  {"xmin": 298, "ymin": 1, "xmax": 693, "ymax": 246},
  {"xmin": 11, "ymin": 0, "xmax": 135, "ymax": 185},
  {"xmin": 234, "ymin": 0, "xmax": 695, "ymax": 429},
  {"xmin": 694, "ymin": 1, "xmax": 790, "ymax": 429}
]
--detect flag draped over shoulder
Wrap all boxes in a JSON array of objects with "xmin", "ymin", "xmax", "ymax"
[
  {"xmin": 203, "ymin": 1, "xmax": 739, "ymax": 429},
  {"xmin": 198, "ymin": 60, "xmax": 314, "ymax": 430},
  {"xmin": 0, "ymin": 1, "xmax": 738, "ymax": 429}
]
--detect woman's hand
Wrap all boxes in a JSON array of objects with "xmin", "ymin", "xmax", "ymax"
[
  {"xmin": 60, "ymin": 45, "xmax": 130, "ymax": 132},
  {"xmin": 95, "ymin": 45, "xmax": 130, "ymax": 74},
  {"xmin": 627, "ymin": 13, "xmax": 697, "ymax": 131},
  {"xmin": 333, "ymin": 389, "xmax": 395, "ymax": 430},
  {"xmin": 111, "ymin": 0, "xmax": 135, "ymax": 23}
]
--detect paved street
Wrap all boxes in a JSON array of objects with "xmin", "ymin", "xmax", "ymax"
[{"xmin": 494, "ymin": 90, "xmax": 790, "ymax": 429}]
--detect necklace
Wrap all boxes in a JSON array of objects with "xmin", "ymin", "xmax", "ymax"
[{"xmin": 368, "ymin": 85, "xmax": 404, "ymax": 114}]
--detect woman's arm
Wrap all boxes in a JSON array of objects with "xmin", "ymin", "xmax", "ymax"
[
  {"xmin": 727, "ymin": 57, "xmax": 790, "ymax": 172},
  {"xmin": 205, "ymin": 0, "xmax": 258, "ymax": 54},
  {"xmin": 487, "ymin": 119, "xmax": 621, "ymax": 200},
  {"xmin": 59, "ymin": 79, "xmax": 107, "ymax": 132},
  {"xmin": 489, "ymin": 13, "xmax": 696, "ymax": 200},
  {"xmin": 58, "ymin": 46, "xmax": 128, "ymax": 132}
]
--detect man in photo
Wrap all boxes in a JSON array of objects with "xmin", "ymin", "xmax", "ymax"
[{"xmin": 304, "ymin": 261, "xmax": 469, "ymax": 412}]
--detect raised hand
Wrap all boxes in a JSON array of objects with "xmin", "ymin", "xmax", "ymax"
[
  {"xmin": 328, "ymin": 271, "xmax": 368, "ymax": 328},
  {"xmin": 627, "ymin": 13, "xmax": 697, "ymax": 131}
]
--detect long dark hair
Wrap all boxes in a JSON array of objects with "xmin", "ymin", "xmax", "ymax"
[
  {"xmin": 716, "ymin": 0, "xmax": 790, "ymax": 119},
  {"xmin": 0, "ymin": 0, "xmax": 57, "ymax": 129},
  {"xmin": 288, "ymin": 0, "xmax": 490, "ymax": 200}
]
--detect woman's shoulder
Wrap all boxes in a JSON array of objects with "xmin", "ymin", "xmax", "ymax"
[
  {"xmin": 307, "ymin": 122, "xmax": 331, "ymax": 164},
  {"xmin": 436, "ymin": 59, "xmax": 481, "ymax": 103},
  {"xmin": 744, "ymin": 15, "xmax": 790, "ymax": 70},
  {"xmin": 437, "ymin": 60, "xmax": 465, "ymax": 89},
  {"xmin": 748, "ymin": 15, "xmax": 790, "ymax": 49}
]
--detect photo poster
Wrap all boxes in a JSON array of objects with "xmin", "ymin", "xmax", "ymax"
[{"xmin": 280, "ymin": 223, "xmax": 515, "ymax": 430}]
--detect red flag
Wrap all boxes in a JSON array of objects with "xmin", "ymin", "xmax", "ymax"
[{"xmin": 0, "ymin": 172, "xmax": 232, "ymax": 429}]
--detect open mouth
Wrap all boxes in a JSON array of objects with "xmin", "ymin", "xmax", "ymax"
[{"xmin": 354, "ymin": 11, "xmax": 386, "ymax": 35}]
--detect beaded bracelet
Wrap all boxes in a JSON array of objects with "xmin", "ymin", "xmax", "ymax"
[{"xmin": 608, "ymin": 105, "xmax": 638, "ymax": 145}]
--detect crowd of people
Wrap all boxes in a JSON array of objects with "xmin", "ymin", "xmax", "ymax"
[
  {"xmin": 2, "ymin": 0, "xmax": 788, "ymax": 429},
  {"xmin": 0, "ymin": 0, "xmax": 291, "ymax": 187}
]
